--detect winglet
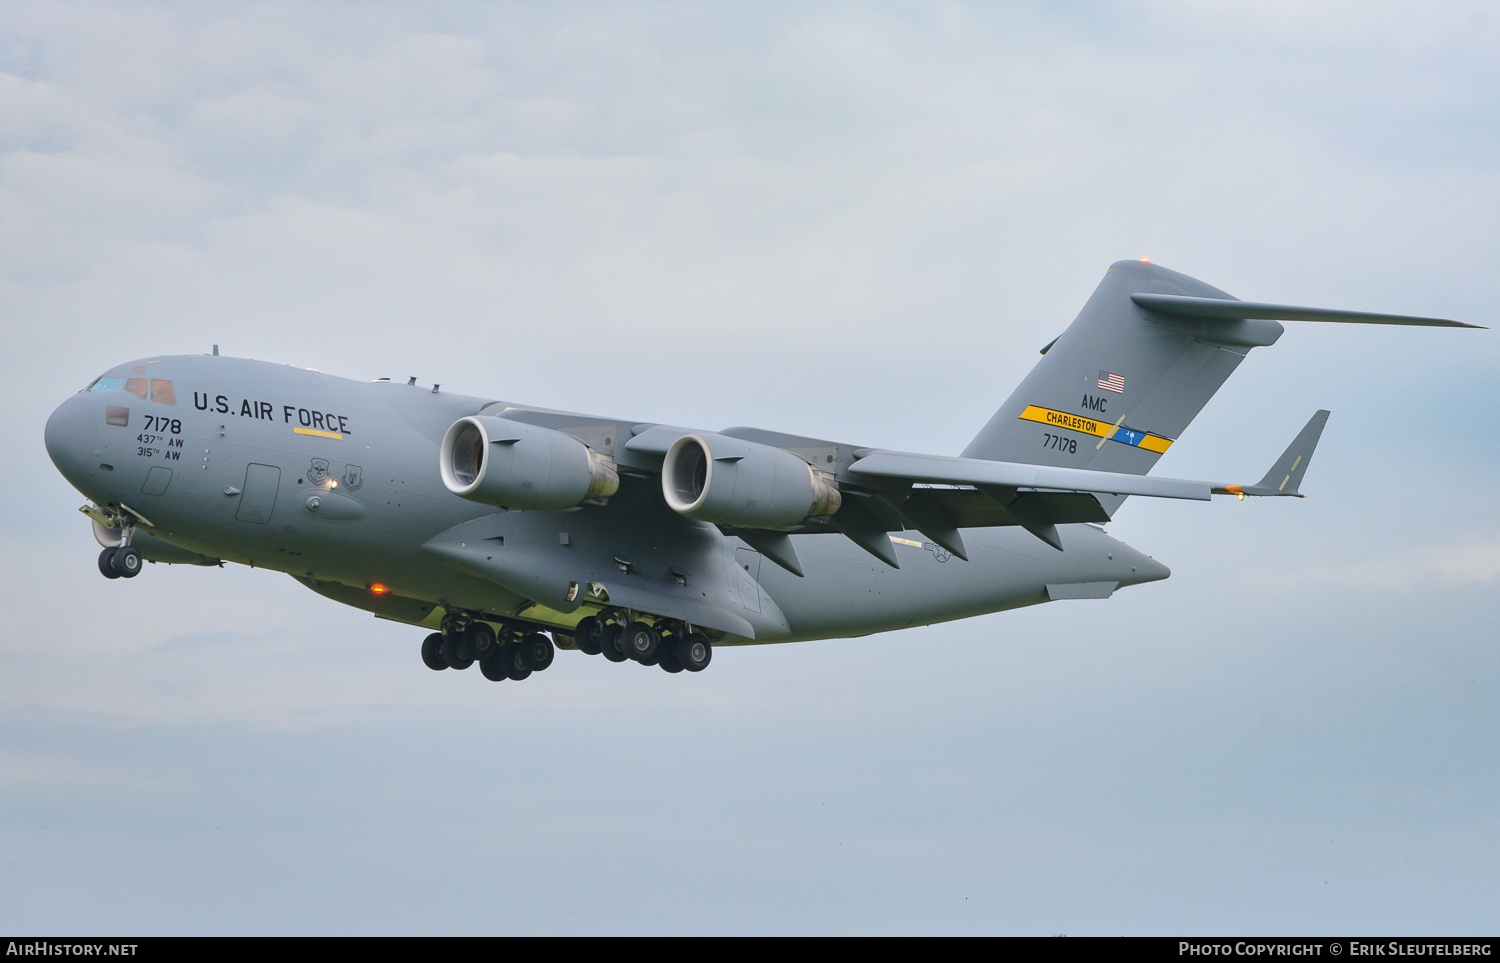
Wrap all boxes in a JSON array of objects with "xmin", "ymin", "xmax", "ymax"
[{"xmin": 1216, "ymin": 410, "xmax": 1330, "ymax": 498}]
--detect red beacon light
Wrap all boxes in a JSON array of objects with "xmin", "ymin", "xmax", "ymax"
[{"xmin": 369, "ymin": 583, "xmax": 388, "ymax": 595}]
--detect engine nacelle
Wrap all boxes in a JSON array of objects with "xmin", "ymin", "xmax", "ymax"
[
  {"xmin": 662, "ymin": 432, "xmax": 840, "ymax": 529},
  {"xmin": 440, "ymin": 416, "xmax": 618, "ymax": 511}
]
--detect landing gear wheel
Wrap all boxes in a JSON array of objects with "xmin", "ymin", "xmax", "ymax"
[
  {"xmin": 465, "ymin": 622, "xmax": 497, "ymax": 658},
  {"xmin": 599, "ymin": 623, "xmax": 627, "ymax": 663},
  {"xmin": 111, "ymin": 545, "xmax": 142, "ymax": 578},
  {"xmin": 519, "ymin": 633, "xmax": 555, "ymax": 672},
  {"xmin": 658, "ymin": 638, "xmax": 684, "ymax": 673},
  {"xmin": 479, "ymin": 651, "xmax": 508, "ymax": 682},
  {"xmin": 98, "ymin": 547, "xmax": 121, "ymax": 579},
  {"xmin": 574, "ymin": 616, "xmax": 603, "ymax": 656},
  {"xmin": 680, "ymin": 633, "xmax": 712, "ymax": 672},
  {"xmin": 421, "ymin": 632, "xmax": 449, "ymax": 671},
  {"xmin": 504, "ymin": 646, "xmax": 533, "ymax": 681},
  {"xmin": 621, "ymin": 621, "xmax": 659, "ymax": 663},
  {"xmin": 441, "ymin": 632, "xmax": 475, "ymax": 671}
]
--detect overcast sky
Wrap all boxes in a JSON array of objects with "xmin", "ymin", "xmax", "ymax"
[{"xmin": 2, "ymin": 1, "xmax": 1497, "ymax": 935}]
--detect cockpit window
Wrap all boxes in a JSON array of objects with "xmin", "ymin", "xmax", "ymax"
[{"xmin": 87, "ymin": 374, "xmax": 175, "ymax": 404}]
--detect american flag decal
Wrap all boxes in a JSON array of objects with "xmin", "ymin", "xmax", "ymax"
[{"xmin": 1097, "ymin": 371, "xmax": 1125, "ymax": 394}]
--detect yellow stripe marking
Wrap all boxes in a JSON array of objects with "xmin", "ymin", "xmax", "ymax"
[
  {"xmin": 1137, "ymin": 435, "xmax": 1173, "ymax": 454},
  {"xmin": 1018, "ymin": 405, "xmax": 1173, "ymax": 453},
  {"xmin": 294, "ymin": 427, "xmax": 344, "ymax": 440},
  {"xmin": 889, "ymin": 536, "xmax": 923, "ymax": 548}
]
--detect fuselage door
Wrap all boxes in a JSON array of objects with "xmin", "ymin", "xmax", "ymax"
[{"xmin": 236, "ymin": 463, "xmax": 282, "ymax": 524}]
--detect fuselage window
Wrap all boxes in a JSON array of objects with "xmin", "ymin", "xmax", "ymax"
[
  {"xmin": 150, "ymin": 379, "xmax": 176, "ymax": 405},
  {"xmin": 124, "ymin": 378, "xmax": 148, "ymax": 399},
  {"xmin": 105, "ymin": 405, "xmax": 130, "ymax": 427}
]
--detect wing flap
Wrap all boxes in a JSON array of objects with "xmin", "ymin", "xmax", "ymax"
[{"xmin": 848, "ymin": 450, "xmax": 1214, "ymax": 500}]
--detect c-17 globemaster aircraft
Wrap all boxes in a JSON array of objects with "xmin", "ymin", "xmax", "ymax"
[{"xmin": 44, "ymin": 260, "xmax": 1481, "ymax": 681}]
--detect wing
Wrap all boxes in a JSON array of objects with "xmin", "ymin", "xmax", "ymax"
[{"xmin": 437, "ymin": 402, "xmax": 1326, "ymax": 582}]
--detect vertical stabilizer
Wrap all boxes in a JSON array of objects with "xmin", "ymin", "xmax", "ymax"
[{"xmin": 962, "ymin": 261, "xmax": 1283, "ymax": 512}]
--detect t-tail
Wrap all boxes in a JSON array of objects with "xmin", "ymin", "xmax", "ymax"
[{"xmin": 962, "ymin": 259, "xmax": 1481, "ymax": 513}]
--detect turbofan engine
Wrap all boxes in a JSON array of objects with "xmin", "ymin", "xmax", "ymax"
[
  {"xmin": 661, "ymin": 432, "xmax": 840, "ymax": 529},
  {"xmin": 440, "ymin": 416, "xmax": 618, "ymax": 511}
]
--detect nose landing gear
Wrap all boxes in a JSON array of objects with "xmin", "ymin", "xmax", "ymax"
[{"xmin": 98, "ymin": 545, "xmax": 142, "ymax": 579}]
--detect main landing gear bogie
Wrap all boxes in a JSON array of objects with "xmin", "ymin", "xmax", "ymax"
[
  {"xmin": 573, "ymin": 613, "xmax": 713, "ymax": 674},
  {"xmin": 420, "ymin": 611, "xmax": 712, "ymax": 681},
  {"xmin": 423, "ymin": 615, "xmax": 558, "ymax": 684}
]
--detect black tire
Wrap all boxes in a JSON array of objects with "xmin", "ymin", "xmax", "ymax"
[
  {"xmin": 421, "ymin": 632, "xmax": 448, "ymax": 671},
  {"xmin": 599, "ymin": 623, "xmax": 627, "ymax": 663},
  {"xmin": 658, "ymin": 638, "xmax": 684, "ymax": 673},
  {"xmin": 478, "ymin": 651, "xmax": 507, "ymax": 682},
  {"xmin": 465, "ymin": 622, "xmax": 497, "ymax": 657},
  {"xmin": 504, "ymin": 646, "xmax": 533, "ymax": 681},
  {"xmin": 442, "ymin": 632, "xmax": 475, "ymax": 671},
  {"xmin": 111, "ymin": 545, "xmax": 142, "ymax": 578},
  {"xmin": 621, "ymin": 621, "xmax": 659, "ymax": 662},
  {"xmin": 98, "ymin": 547, "xmax": 121, "ymax": 579},
  {"xmin": 680, "ymin": 633, "xmax": 712, "ymax": 672},
  {"xmin": 520, "ymin": 633, "xmax": 555, "ymax": 672},
  {"xmin": 574, "ymin": 616, "xmax": 603, "ymax": 655}
]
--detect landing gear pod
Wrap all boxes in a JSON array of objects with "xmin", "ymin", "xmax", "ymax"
[
  {"xmin": 440, "ymin": 416, "xmax": 618, "ymax": 511},
  {"xmin": 662, "ymin": 433, "xmax": 840, "ymax": 529}
]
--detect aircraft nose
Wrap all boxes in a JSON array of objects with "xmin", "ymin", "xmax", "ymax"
[{"xmin": 44, "ymin": 393, "xmax": 96, "ymax": 486}]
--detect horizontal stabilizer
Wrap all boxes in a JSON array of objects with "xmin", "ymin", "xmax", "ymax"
[
  {"xmin": 1217, "ymin": 410, "xmax": 1330, "ymax": 498},
  {"xmin": 1132, "ymin": 293, "xmax": 1485, "ymax": 329}
]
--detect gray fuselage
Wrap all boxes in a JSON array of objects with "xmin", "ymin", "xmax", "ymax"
[{"xmin": 44, "ymin": 354, "xmax": 1169, "ymax": 644}]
